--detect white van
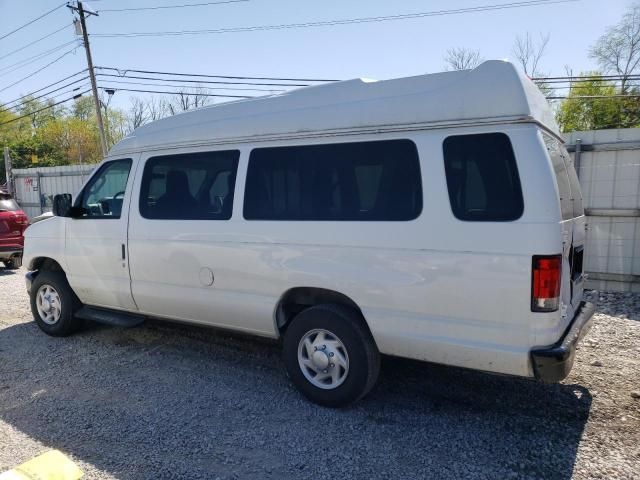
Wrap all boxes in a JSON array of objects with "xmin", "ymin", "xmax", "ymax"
[{"xmin": 23, "ymin": 61, "xmax": 594, "ymax": 407}]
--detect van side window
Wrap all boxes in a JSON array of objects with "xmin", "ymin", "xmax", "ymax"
[
  {"xmin": 139, "ymin": 150, "xmax": 239, "ymax": 220},
  {"xmin": 243, "ymin": 139, "xmax": 422, "ymax": 221},
  {"xmin": 78, "ymin": 159, "xmax": 132, "ymax": 219},
  {"xmin": 443, "ymin": 133, "xmax": 523, "ymax": 221}
]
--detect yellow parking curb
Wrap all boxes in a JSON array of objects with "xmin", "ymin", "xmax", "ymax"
[{"xmin": 0, "ymin": 450, "xmax": 83, "ymax": 480}]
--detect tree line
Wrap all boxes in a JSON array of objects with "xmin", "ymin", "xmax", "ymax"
[{"xmin": 0, "ymin": 88, "xmax": 215, "ymax": 179}]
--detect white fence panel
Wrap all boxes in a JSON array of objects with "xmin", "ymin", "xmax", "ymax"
[
  {"xmin": 565, "ymin": 128, "xmax": 640, "ymax": 292},
  {"xmin": 13, "ymin": 164, "xmax": 95, "ymax": 218}
]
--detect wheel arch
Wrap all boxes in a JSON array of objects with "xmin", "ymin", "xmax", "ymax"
[
  {"xmin": 274, "ymin": 287, "xmax": 370, "ymax": 336},
  {"xmin": 29, "ymin": 256, "xmax": 65, "ymax": 273}
]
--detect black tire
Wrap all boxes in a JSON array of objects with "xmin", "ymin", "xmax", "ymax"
[
  {"xmin": 283, "ymin": 304, "xmax": 380, "ymax": 407},
  {"xmin": 30, "ymin": 269, "xmax": 83, "ymax": 336},
  {"xmin": 3, "ymin": 256, "xmax": 21, "ymax": 269}
]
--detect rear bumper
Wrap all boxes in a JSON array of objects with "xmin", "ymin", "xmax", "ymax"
[
  {"xmin": 530, "ymin": 301, "xmax": 596, "ymax": 382},
  {"xmin": 0, "ymin": 246, "xmax": 23, "ymax": 260}
]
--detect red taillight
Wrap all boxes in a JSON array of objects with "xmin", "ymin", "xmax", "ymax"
[{"xmin": 531, "ymin": 255, "xmax": 562, "ymax": 312}]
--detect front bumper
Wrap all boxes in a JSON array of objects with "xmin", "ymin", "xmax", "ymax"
[{"xmin": 530, "ymin": 301, "xmax": 596, "ymax": 382}]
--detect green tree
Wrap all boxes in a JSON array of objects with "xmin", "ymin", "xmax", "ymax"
[
  {"xmin": 38, "ymin": 117, "xmax": 102, "ymax": 165},
  {"xmin": 72, "ymin": 96, "xmax": 94, "ymax": 121},
  {"xmin": 556, "ymin": 72, "xmax": 640, "ymax": 132},
  {"xmin": 0, "ymin": 93, "xmax": 129, "ymax": 173},
  {"xmin": 103, "ymin": 108, "xmax": 127, "ymax": 149},
  {"xmin": 16, "ymin": 96, "xmax": 65, "ymax": 130}
]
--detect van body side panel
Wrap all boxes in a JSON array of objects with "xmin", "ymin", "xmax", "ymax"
[
  {"xmin": 23, "ymin": 216, "xmax": 68, "ymax": 271},
  {"xmin": 124, "ymin": 125, "xmax": 564, "ymax": 378},
  {"xmin": 127, "ymin": 147, "xmax": 275, "ymax": 336},
  {"xmin": 64, "ymin": 155, "xmax": 140, "ymax": 311},
  {"xmin": 360, "ymin": 250, "xmax": 532, "ymax": 375}
]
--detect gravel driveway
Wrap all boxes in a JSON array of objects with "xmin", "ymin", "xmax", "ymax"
[{"xmin": 1, "ymin": 267, "xmax": 638, "ymax": 479}]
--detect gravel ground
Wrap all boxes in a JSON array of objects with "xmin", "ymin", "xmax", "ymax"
[{"xmin": 0, "ymin": 267, "xmax": 639, "ymax": 480}]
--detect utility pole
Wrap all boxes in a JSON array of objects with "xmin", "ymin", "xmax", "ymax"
[
  {"xmin": 3, "ymin": 147, "xmax": 13, "ymax": 195},
  {"xmin": 70, "ymin": 1, "xmax": 107, "ymax": 157}
]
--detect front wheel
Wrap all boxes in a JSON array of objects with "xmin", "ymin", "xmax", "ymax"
[
  {"xmin": 30, "ymin": 270, "xmax": 83, "ymax": 336},
  {"xmin": 283, "ymin": 304, "xmax": 380, "ymax": 407}
]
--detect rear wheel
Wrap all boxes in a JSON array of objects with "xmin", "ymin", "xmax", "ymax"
[
  {"xmin": 30, "ymin": 270, "xmax": 83, "ymax": 336},
  {"xmin": 283, "ymin": 304, "xmax": 380, "ymax": 407},
  {"xmin": 3, "ymin": 256, "xmax": 21, "ymax": 269}
]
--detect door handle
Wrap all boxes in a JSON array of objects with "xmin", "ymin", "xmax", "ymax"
[{"xmin": 121, "ymin": 244, "xmax": 126, "ymax": 260}]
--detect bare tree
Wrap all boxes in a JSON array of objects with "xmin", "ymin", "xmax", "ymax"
[
  {"xmin": 127, "ymin": 97, "xmax": 149, "ymax": 132},
  {"xmin": 512, "ymin": 32, "xmax": 554, "ymax": 98},
  {"xmin": 167, "ymin": 87, "xmax": 212, "ymax": 115},
  {"xmin": 146, "ymin": 96, "xmax": 170, "ymax": 121},
  {"xmin": 590, "ymin": 3, "xmax": 640, "ymax": 93},
  {"xmin": 443, "ymin": 47, "xmax": 483, "ymax": 71},
  {"xmin": 512, "ymin": 32, "xmax": 550, "ymax": 77}
]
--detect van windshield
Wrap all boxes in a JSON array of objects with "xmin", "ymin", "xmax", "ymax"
[{"xmin": 543, "ymin": 133, "xmax": 584, "ymax": 220}]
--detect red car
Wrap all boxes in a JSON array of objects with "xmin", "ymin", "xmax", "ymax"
[{"xmin": 0, "ymin": 191, "xmax": 28, "ymax": 269}]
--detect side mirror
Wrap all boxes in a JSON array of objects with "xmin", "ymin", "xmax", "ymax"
[{"xmin": 52, "ymin": 194, "xmax": 72, "ymax": 217}]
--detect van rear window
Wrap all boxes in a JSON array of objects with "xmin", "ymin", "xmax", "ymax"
[
  {"xmin": 443, "ymin": 133, "xmax": 524, "ymax": 221},
  {"xmin": 244, "ymin": 139, "xmax": 422, "ymax": 221}
]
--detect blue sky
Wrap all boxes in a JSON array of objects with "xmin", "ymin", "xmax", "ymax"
[{"xmin": 0, "ymin": 0, "xmax": 632, "ymax": 111}]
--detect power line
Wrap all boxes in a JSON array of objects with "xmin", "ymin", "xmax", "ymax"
[
  {"xmin": 0, "ymin": 47, "xmax": 81, "ymax": 94},
  {"xmin": 0, "ymin": 2, "xmax": 67, "ymax": 41},
  {"xmin": 98, "ymin": 69, "xmax": 640, "ymax": 89},
  {"xmin": 1, "ymin": 64, "xmax": 322, "ymax": 110},
  {"xmin": 535, "ymin": 77, "xmax": 640, "ymax": 85},
  {"xmin": 0, "ymin": 89, "xmax": 91, "ymax": 126},
  {"xmin": 0, "ymin": 70, "xmax": 88, "ymax": 109},
  {"xmin": 0, "ymin": 24, "xmax": 71, "ymax": 62},
  {"xmin": 534, "ymin": 73, "xmax": 640, "ymax": 82},
  {"xmin": 97, "ymin": 66, "xmax": 339, "ymax": 83},
  {"xmin": 101, "ymin": 78, "xmax": 286, "ymax": 92},
  {"xmin": 96, "ymin": 72, "xmax": 313, "ymax": 87},
  {"xmin": 536, "ymin": 77, "xmax": 640, "ymax": 85},
  {"xmin": 0, "ymin": 40, "xmax": 80, "ymax": 77},
  {"xmin": 546, "ymin": 84, "xmax": 640, "ymax": 91},
  {"xmin": 8, "ymin": 83, "xmax": 91, "ymax": 113},
  {"xmin": 113, "ymin": 87, "xmax": 640, "ymax": 102},
  {"xmin": 2, "ymin": 79, "xmax": 90, "ymax": 111},
  {"xmin": 91, "ymin": 0, "xmax": 579, "ymax": 38},
  {"xmin": 99, "ymin": 86, "xmax": 255, "ymax": 99},
  {"xmin": 99, "ymin": 0, "xmax": 250, "ymax": 13},
  {"xmin": 547, "ymin": 94, "xmax": 640, "ymax": 100}
]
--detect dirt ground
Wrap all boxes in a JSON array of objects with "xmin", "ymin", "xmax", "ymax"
[{"xmin": 1, "ymin": 267, "xmax": 639, "ymax": 479}]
